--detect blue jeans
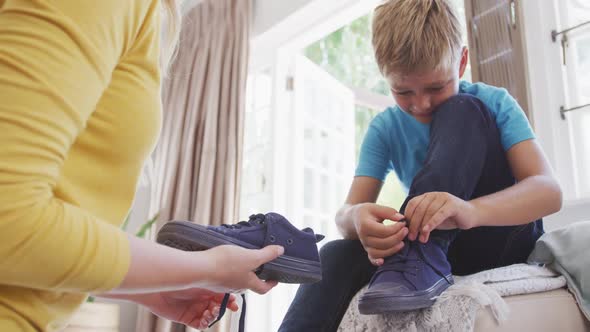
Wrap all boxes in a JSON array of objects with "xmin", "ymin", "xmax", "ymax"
[{"xmin": 279, "ymin": 94, "xmax": 543, "ymax": 332}]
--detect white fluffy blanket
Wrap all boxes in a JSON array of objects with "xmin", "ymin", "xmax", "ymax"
[{"xmin": 338, "ymin": 263, "xmax": 566, "ymax": 332}]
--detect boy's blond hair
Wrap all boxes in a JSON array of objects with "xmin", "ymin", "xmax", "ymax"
[{"xmin": 372, "ymin": 0, "xmax": 463, "ymax": 76}]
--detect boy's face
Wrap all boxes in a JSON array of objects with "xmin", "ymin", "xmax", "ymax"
[{"xmin": 386, "ymin": 47, "xmax": 469, "ymax": 124}]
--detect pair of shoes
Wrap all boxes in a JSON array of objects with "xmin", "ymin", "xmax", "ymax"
[
  {"xmin": 156, "ymin": 212, "xmax": 324, "ymax": 330},
  {"xmin": 358, "ymin": 239, "xmax": 454, "ymax": 315}
]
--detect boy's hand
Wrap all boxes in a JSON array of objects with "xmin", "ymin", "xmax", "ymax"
[
  {"xmin": 405, "ymin": 192, "xmax": 477, "ymax": 243},
  {"xmin": 352, "ymin": 203, "xmax": 408, "ymax": 266}
]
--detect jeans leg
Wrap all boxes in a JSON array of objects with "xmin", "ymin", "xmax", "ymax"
[
  {"xmin": 396, "ymin": 94, "xmax": 542, "ymax": 275},
  {"xmin": 279, "ymin": 240, "xmax": 376, "ymax": 332},
  {"xmin": 399, "ymin": 94, "xmax": 500, "ymax": 250}
]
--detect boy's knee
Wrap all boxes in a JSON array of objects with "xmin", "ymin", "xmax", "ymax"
[{"xmin": 433, "ymin": 94, "xmax": 492, "ymax": 126}]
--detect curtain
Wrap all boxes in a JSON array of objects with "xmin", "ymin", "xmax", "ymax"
[
  {"xmin": 136, "ymin": 0, "xmax": 252, "ymax": 331},
  {"xmin": 464, "ymin": 0, "xmax": 532, "ymax": 123}
]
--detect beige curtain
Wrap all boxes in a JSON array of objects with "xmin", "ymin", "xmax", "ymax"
[
  {"xmin": 136, "ymin": 0, "xmax": 252, "ymax": 331},
  {"xmin": 464, "ymin": 0, "xmax": 532, "ymax": 124}
]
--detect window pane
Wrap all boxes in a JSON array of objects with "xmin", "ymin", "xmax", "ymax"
[
  {"xmin": 240, "ymin": 68, "xmax": 273, "ymax": 220},
  {"xmin": 254, "ymin": 70, "xmax": 272, "ymax": 109},
  {"xmin": 320, "ymin": 174, "xmax": 330, "ymax": 213},
  {"xmin": 574, "ymin": 36, "xmax": 590, "ymax": 103},
  {"xmin": 304, "ymin": 168, "xmax": 314, "ymax": 209},
  {"xmin": 565, "ymin": 0, "xmax": 590, "ymax": 197},
  {"xmin": 567, "ymin": 0, "xmax": 590, "ymax": 26},
  {"xmin": 304, "ymin": 14, "xmax": 391, "ymax": 97},
  {"xmin": 319, "ymin": 130, "xmax": 330, "ymax": 168},
  {"xmin": 304, "ymin": 127, "xmax": 315, "ymax": 163}
]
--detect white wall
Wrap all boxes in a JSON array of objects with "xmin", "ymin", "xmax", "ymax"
[
  {"xmin": 252, "ymin": 0, "xmax": 314, "ymax": 36},
  {"xmin": 250, "ymin": 0, "xmax": 381, "ymax": 69}
]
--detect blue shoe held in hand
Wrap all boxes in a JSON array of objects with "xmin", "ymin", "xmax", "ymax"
[{"xmin": 157, "ymin": 213, "xmax": 324, "ymax": 284}]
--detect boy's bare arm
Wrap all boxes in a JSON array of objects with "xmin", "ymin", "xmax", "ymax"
[
  {"xmin": 335, "ymin": 177, "xmax": 383, "ymax": 239},
  {"xmin": 405, "ymin": 139, "xmax": 561, "ymax": 243},
  {"xmin": 470, "ymin": 139, "xmax": 562, "ymax": 227}
]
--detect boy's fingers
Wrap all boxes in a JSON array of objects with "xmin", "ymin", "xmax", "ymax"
[
  {"xmin": 367, "ymin": 256, "xmax": 384, "ymax": 266},
  {"xmin": 366, "ymin": 241, "xmax": 405, "ymax": 260},
  {"xmin": 423, "ymin": 198, "xmax": 446, "ymax": 229},
  {"xmin": 423, "ymin": 208, "xmax": 452, "ymax": 234},
  {"xmin": 365, "ymin": 226, "xmax": 408, "ymax": 249},
  {"xmin": 364, "ymin": 219, "xmax": 406, "ymax": 238},
  {"xmin": 370, "ymin": 204, "xmax": 403, "ymax": 221},
  {"xmin": 404, "ymin": 195, "xmax": 422, "ymax": 221},
  {"xmin": 407, "ymin": 195, "xmax": 429, "ymax": 240}
]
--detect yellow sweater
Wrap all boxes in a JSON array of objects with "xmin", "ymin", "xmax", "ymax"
[{"xmin": 0, "ymin": 0, "xmax": 161, "ymax": 331}]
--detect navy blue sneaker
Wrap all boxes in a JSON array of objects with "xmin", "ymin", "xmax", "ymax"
[
  {"xmin": 157, "ymin": 213, "xmax": 324, "ymax": 284},
  {"xmin": 358, "ymin": 239, "xmax": 453, "ymax": 314}
]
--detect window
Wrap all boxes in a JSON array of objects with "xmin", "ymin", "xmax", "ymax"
[
  {"xmin": 240, "ymin": 68, "xmax": 273, "ymax": 217},
  {"xmin": 241, "ymin": 1, "xmax": 472, "ymax": 331},
  {"xmin": 303, "ymin": 7, "xmax": 469, "ymax": 209},
  {"xmin": 561, "ymin": 0, "xmax": 590, "ymax": 198}
]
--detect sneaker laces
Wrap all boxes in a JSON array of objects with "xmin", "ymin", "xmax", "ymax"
[
  {"xmin": 209, "ymin": 214, "xmax": 266, "ymax": 332},
  {"xmin": 221, "ymin": 213, "xmax": 266, "ymax": 229},
  {"xmin": 208, "ymin": 293, "xmax": 247, "ymax": 332}
]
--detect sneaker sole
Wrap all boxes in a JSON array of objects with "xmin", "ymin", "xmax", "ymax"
[
  {"xmin": 157, "ymin": 221, "xmax": 322, "ymax": 284},
  {"xmin": 357, "ymin": 276, "xmax": 453, "ymax": 314}
]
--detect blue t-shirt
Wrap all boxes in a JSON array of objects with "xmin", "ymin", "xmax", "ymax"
[{"xmin": 355, "ymin": 81, "xmax": 535, "ymax": 192}]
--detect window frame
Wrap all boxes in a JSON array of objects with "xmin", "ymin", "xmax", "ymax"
[{"xmin": 520, "ymin": 0, "xmax": 590, "ymax": 228}]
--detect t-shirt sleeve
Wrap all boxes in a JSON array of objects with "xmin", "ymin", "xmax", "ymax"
[
  {"xmin": 493, "ymin": 87, "xmax": 535, "ymax": 150},
  {"xmin": 355, "ymin": 114, "xmax": 394, "ymax": 181}
]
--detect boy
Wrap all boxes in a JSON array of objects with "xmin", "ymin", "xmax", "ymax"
[{"xmin": 279, "ymin": 0, "xmax": 562, "ymax": 330}]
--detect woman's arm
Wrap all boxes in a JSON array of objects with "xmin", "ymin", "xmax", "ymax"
[
  {"xmin": 0, "ymin": 0, "xmax": 282, "ymax": 297},
  {"xmin": 102, "ymin": 236, "xmax": 283, "ymax": 295}
]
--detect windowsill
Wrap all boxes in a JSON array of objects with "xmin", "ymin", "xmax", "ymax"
[{"xmin": 563, "ymin": 197, "xmax": 590, "ymax": 208}]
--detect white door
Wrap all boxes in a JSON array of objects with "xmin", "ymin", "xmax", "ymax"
[
  {"xmin": 291, "ymin": 55, "xmax": 356, "ymax": 243},
  {"xmin": 241, "ymin": 55, "xmax": 355, "ymax": 331},
  {"xmin": 247, "ymin": 54, "xmax": 356, "ymax": 332}
]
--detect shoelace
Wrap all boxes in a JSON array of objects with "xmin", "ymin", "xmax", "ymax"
[
  {"xmin": 379, "ymin": 240, "xmax": 452, "ymax": 284},
  {"xmin": 208, "ymin": 293, "xmax": 247, "ymax": 331},
  {"xmin": 208, "ymin": 214, "xmax": 266, "ymax": 331},
  {"xmin": 221, "ymin": 213, "xmax": 266, "ymax": 229}
]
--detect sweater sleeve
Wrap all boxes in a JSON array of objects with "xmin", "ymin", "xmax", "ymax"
[{"xmin": 0, "ymin": 0, "xmax": 151, "ymax": 293}]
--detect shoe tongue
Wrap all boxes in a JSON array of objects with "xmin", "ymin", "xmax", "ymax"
[
  {"xmin": 248, "ymin": 213, "xmax": 266, "ymax": 224},
  {"xmin": 302, "ymin": 227, "xmax": 325, "ymax": 243}
]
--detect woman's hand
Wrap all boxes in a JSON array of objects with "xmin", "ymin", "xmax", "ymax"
[
  {"xmin": 199, "ymin": 245, "xmax": 284, "ymax": 294},
  {"xmin": 140, "ymin": 288, "xmax": 238, "ymax": 330},
  {"xmin": 404, "ymin": 192, "xmax": 478, "ymax": 243}
]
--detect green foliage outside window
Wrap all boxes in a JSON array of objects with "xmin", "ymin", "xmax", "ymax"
[
  {"xmin": 304, "ymin": 13, "xmax": 405, "ymax": 210},
  {"xmin": 304, "ymin": 2, "xmax": 470, "ymax": 210}
]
